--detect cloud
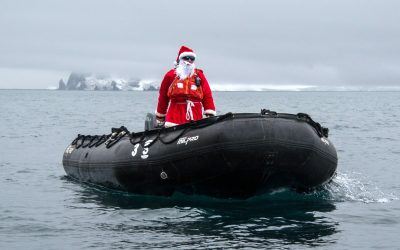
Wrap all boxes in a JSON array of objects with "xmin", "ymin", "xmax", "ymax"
[
  {"xmin": 1, "ymin": 0, "xmax": 400, "ymax": 88},
  {"xmin": 0, "ymin": 67, "xmax": 69, "ymax": 89}
]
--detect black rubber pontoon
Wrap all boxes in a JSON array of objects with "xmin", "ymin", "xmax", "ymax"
[{"xmin": 62, "ymin": 110, "xmax": 338, "ymax": 199}]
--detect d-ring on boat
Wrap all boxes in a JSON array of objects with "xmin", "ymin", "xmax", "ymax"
[{"xmin": 62, "ymin": 109, "xmax": 338, "ymax": 199}]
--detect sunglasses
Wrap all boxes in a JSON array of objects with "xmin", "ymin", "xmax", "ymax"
[{"xmin": 181, "ymin": 56, "xmax": 195, "ymax": 61}]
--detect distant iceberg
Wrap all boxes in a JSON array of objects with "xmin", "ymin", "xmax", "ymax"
[
  {"xmin": 211, "ymin": 84, "xmax": 400, "ymax": 91},
  {"xmin": 58, "ymin": 72, "xmax": 159, "ymax": 91},
  {"xmin": 210, "ymin": 83, "xmax": 317, "ymax": 91}
]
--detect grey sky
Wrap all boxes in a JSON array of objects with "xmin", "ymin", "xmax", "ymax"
[{"xmin": 1, "ymin": 0, "xmax": 400, "ymax": 89}]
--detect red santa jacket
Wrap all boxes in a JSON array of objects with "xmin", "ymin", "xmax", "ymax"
[{"xmin": 156, "ymin": 68, "xmax": 216, "ymax": 125}]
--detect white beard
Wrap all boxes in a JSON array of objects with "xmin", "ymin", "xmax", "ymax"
[{"xmin": 175, "ymin": 60, "xmax": 195, "ymax": 79}]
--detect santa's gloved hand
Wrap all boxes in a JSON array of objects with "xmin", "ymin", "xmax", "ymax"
[
  {"xmin": 204, "ymin": 113, "xmax": 215, "ymax": 118},
  {"xmin": 155, "ymin": 115, "xmax": 165, "ymax": 127}
]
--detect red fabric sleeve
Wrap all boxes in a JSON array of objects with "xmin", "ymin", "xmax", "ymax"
[
  {"xmin": 197, "ymin": 70, "xmax": 216, "ymax": 112},
  {"xmin": 156, "ymin": 70, "xmax": 175, "ymax": 116}
]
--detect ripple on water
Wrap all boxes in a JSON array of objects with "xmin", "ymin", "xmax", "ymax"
[
  {"xmin": 323, "ymin": 172, "xmax": 399, "ymax": 203},
  {"xmin": 53, "ymin": 178, "xmax": 342, "ymax": 247}
]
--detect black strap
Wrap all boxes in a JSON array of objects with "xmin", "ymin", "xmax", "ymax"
[{"xmin": 297, "ymin": 113, "xmax": 329, "ymax": 137}]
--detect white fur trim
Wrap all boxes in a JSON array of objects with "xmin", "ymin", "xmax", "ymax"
[
  {"xmin": 179, "ymin": 51, "xmax": 196, "ymax": 59},
  {"xmin": 165, "ymin": 121, "xmax": 178, "ymax": 127},
  {"xmin": 155, "ymin": 111, "xmax": 166, "ymax": 117},
  {"xmin": 204, "ymin": 109, "xmax": 217, "ymax": 116}
]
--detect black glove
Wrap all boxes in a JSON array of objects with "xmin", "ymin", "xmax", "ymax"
[{"xmin": 155, "ymin": 115, "xmax": 165, "ymax": 126}]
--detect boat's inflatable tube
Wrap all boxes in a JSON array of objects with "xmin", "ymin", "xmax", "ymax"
[{"xmin": 62, "ymin": 110, "xmax": 338, "ymax": 199}]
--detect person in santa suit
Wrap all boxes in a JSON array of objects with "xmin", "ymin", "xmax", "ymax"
[{"xmin": 155, "ymin": 46, "xmax": 216, "ymax": 127}]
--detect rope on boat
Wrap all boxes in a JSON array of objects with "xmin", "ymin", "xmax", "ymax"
[
  {"xmin": 70, "ymin": 109, "xmax": 328, "ymax": 150},
  {"xmin": 70, "ymin": 112, "xmax": 234, "ymax": 149},
  {"xmin": 261, "ymin": 109, "xmax": 329, "ymax": 138}
]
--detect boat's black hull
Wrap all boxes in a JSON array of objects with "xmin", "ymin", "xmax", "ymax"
[{"xmin": 62, "ymin": 112, "xmax": 338, "ymax": 199}]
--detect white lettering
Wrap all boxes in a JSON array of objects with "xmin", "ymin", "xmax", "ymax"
[
  {"xmin": 65, "ymin": 145, "xmax": 75, "ymax": 154},
  {"xmin": 144, "ymin": 140, "xmax": 153, "ymax": 147},
  {"xmin": 321, "ymin": 137, "xmax": 330, "ymax": 145},
  {"xmin": 177, "ymin": 135, "xmax": 199, "ymax": 145},
  {"xmin": 140, "ymin": 140, "xmax": 153, "ymax": 159},
  {"xmin": 131, "ymin": 144, "xmax": 140, "ymax": 157}
]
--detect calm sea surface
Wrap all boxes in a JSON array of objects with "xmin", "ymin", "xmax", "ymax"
[{"xmin": 1, "ymin": 90, "xmax": 399, "ymax": 249}]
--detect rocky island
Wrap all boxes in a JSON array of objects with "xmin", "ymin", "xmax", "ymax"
[{"xmin": 58, "ymin": 73, "xmax": 159, "ymax": 91}]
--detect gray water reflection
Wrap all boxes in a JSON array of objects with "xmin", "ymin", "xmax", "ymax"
[{"xmin": 65, "ymin": 177, "xmax": 339, "ymax": 248}]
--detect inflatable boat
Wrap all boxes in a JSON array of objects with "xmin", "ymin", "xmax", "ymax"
[{"xmin": 62, "ymin": 109, "xmax": 338, "ymax": 199}]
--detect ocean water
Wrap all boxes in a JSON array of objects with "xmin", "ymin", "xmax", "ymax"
[{"xmin": 1, "ymin": 90, "xmax": 399, "ymax": 249}]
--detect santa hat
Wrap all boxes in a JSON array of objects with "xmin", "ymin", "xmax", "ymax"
[{"xmin": 176, "ymin": 46, "xmax": 196, "ymax": 62}]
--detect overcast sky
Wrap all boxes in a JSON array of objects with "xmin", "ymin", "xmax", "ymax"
[{"xmin": 1, "ymin": 0, "xmax": 400, "ymax": 89}]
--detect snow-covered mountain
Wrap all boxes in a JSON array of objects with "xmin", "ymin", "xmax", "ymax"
[
  {"xmin": 58, "ymin": 73, "xmax": 159, "ymax": 91},
  {"xmin": 58, "ymin": 72, "xmax": 400, "ymax": 92}
]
